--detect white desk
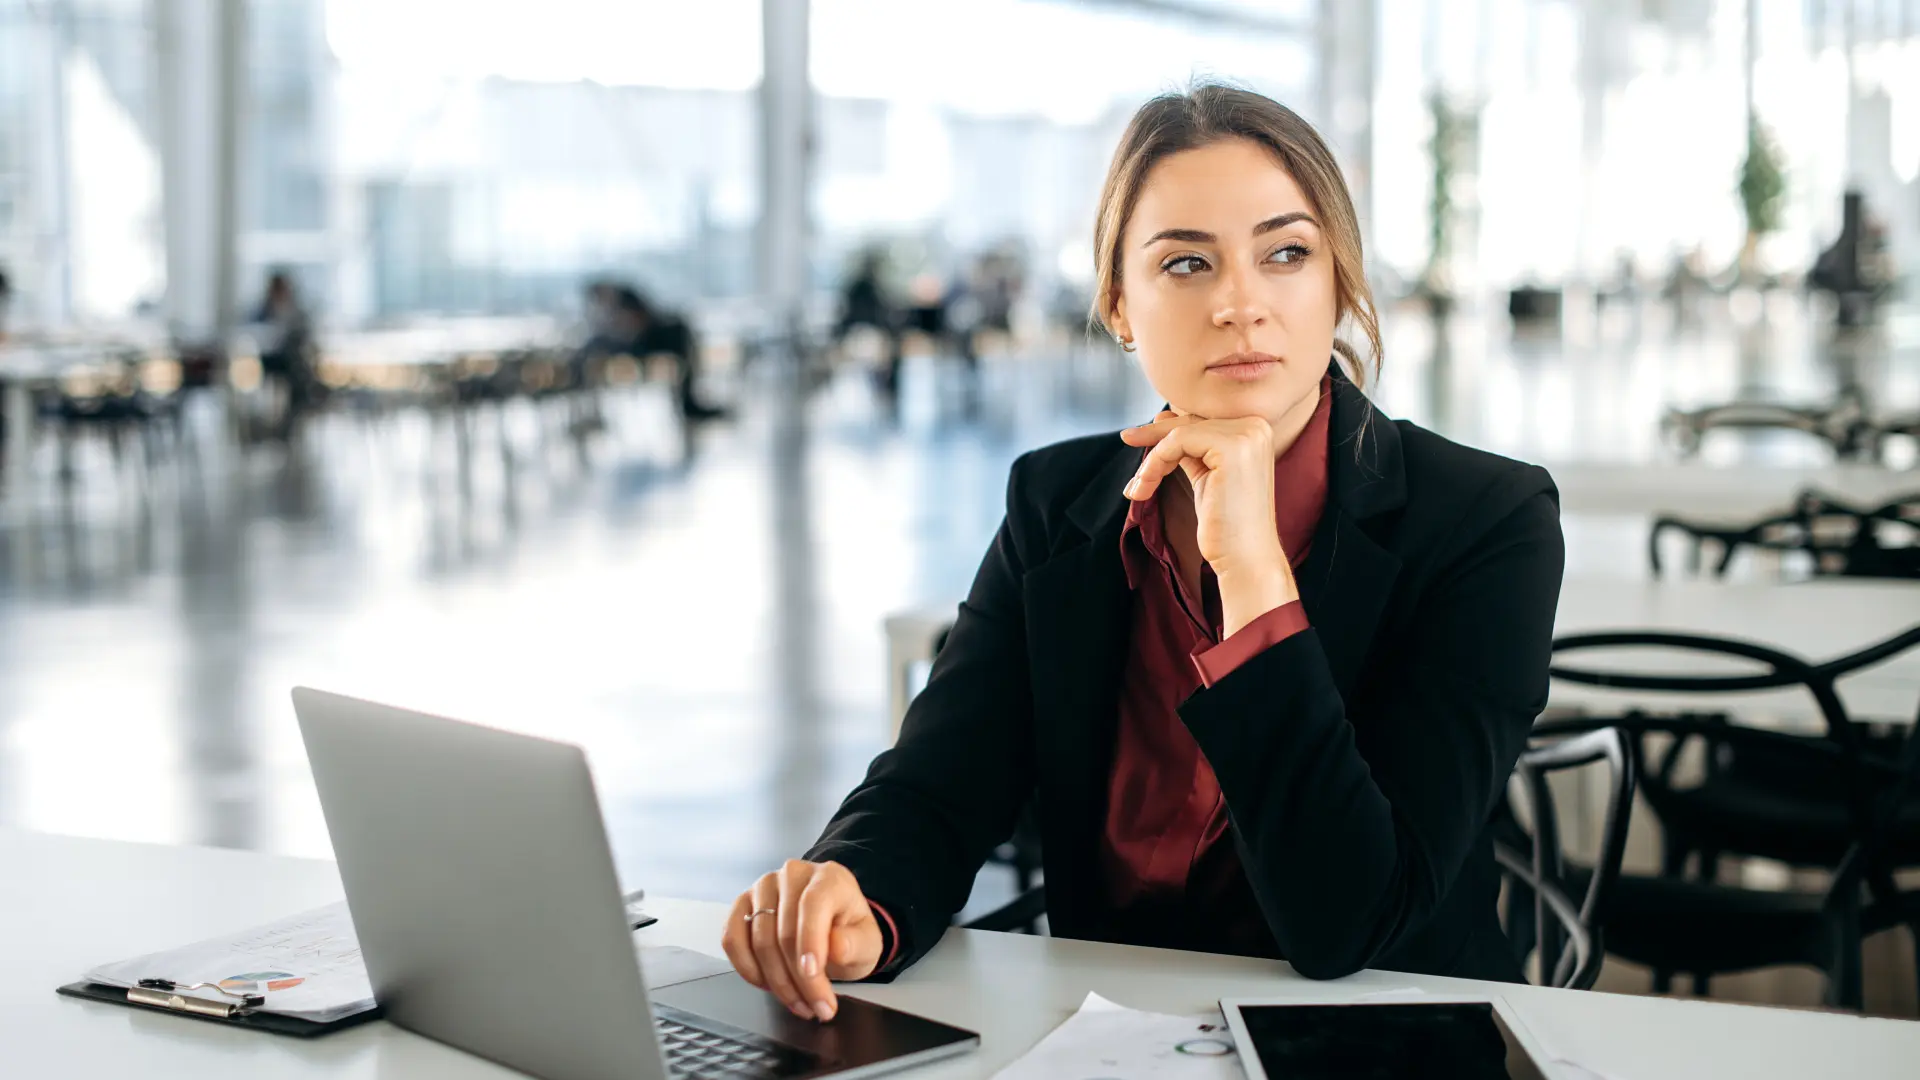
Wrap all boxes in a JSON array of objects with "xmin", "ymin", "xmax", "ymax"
[
  {"xmin": 6, "ymin": 829, "xmax": 1917, "ymax": 1078},
  {"xmin": 1551, "ymin": 578, "xmax": 1920, "ymax": 727}
]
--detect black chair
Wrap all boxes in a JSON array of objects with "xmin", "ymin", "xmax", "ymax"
[
  {"xmin": 1650, "ymin": 488, "xmax": 1920, "ymax": 581},
  {"xmin": 1531, "ymin": 712, "xmax": 1920, "ymax": 1009},
  {"xmin": 1660, "ymin": 389, "xmax": 1875, "ymax": 460},
  {"xmin": 1495, "ymin": 727, "xmax": 1638, "ymax": 990},
  {"xmin": 1551, "ymin": 628, "xmax": 1920, "ymax": 890}
]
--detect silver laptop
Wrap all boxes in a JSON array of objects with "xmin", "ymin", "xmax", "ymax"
[{"xmin": 293, "ymin": 687, "xmax": 978, "ymax": 1080}]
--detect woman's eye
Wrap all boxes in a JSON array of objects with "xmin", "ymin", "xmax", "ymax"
[
  {"xmin": 1161, "ymin": 255, "xmax": 1209, "ymax": 276},
  {"xmin": 1267, "ymin": 244, "xmax": 1312, "ymax": 265}
]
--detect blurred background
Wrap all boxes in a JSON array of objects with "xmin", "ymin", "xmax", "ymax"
[{"xmin": 1, "ymin": 0, "xmax": 1917, "ymax": 1016}]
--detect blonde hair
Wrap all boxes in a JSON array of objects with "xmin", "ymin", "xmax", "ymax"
[{"xmin": 1091, "ymin": 83, "xmax": 1382, "ymax": 388}]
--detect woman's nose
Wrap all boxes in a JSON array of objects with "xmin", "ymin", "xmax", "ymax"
[{"xmin": 1211, "ymin": 265, "xmax": 1271, "ymax": 329}]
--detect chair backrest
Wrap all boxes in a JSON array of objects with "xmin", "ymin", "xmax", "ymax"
[
  {"xmin": 1495, "ymin": 727, "xmax": 1637, "ymax": 990},
  {"xmin": 1650, "ymin": 488, "xmax": 1920, "ymax": 581},
  {"xmin": 1548, "ymin": 627, "xmax": 1920, "ymax": 867},
  {"xmin": 1827, "ymin": 709, "xmax": 1920, "ymax": 913}
]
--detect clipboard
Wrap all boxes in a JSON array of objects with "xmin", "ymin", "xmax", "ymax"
[
  {"xmin": 53, "ymin": 890, "xmax": 655, "ymax": 1039},
  {"xmin": 55, "ymin": 980, "xmax": 382, "ymax": 1037}
]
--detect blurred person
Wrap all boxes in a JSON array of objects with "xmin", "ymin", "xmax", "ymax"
[
  {"xmin": 877, "ymin": 271, "xmax": 973, "ymax": 413},
  {"xmin": 576, "ymin": 282, "xmax": 728, "ymax": 424},
  {"xmin": 1662, "ymin": 246, "xmax": 1712, "ymax": 328},
  {"xmin": 250, "ymin": 270, "xmax": 317, "ymax": 441},
  {"xmin": 1811, "ymin": 190, "xmax": 1892, "ymax": 328},
  {"xmin": 719, "ymin": 84, "xmax": 1563, "ymax": 1022},
  {"xmin": 832, "ymin": 249, "xmax": 905, "ymax": 404}
]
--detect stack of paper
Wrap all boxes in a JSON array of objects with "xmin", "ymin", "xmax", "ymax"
[{"xmin": 991, "ymin": 992, "xmax": 1244, "ymax": 1080}]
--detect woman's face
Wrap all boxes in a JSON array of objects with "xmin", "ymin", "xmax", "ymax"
[{"xmin": 1110, "ymin": 137, "xmax": 1337, "ymax": 435}]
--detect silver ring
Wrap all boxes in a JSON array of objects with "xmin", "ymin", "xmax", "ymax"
[{"xmin": 743, "ymin": 907, "xmax": 777, "ymax": 924}]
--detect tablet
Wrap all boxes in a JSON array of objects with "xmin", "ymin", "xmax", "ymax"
[{"xmin": 1219, "ymin": 997, "xmax": 1562, "ymax": 1080}]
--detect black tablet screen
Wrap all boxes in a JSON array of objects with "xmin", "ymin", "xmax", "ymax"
[{"xmin": 1236, "ymin": 1002, "xmax": 1547, "ymax": 1080}]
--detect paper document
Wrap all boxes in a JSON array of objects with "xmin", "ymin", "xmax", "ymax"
[
  {"xmin": 84, "ymin": 890, "xmax": 683, "ymax": 1024},
  {"xmin": 991, "ymin": 992, "xmax": 1244, "ymax": 1080},
  {"xmin": 86, "ymin": 902, "xmax": 374, "ymax": 1023}
]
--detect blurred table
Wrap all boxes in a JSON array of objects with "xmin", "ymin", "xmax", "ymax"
[
  {"xmin": 9, "ymin": 828, "xmax": 1920, "ymax": 1078},
  {"xmin": 884, "ymin": 609, "xmax": 955, "ymax": 738}
]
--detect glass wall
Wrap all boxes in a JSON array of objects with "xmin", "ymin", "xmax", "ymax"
[
  {"xmin": 809, "ymin": 0, "xmax": 1316, "ymax": 322},
  {"xmin": 5, "ymin": 0, "xmax": 1909, "ymax": 332},
  {"xmin": 0, "ymin": 0, "xmax": 163, "ymax": 328},
  {"xmin": 318, "ymin": 0, "xmax": 763, "ymax": 323}
]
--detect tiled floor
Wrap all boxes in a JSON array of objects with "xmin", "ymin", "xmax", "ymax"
[{"xmin": 1, "ymin": 295, "xmax": 1915, "ymax": 1008}]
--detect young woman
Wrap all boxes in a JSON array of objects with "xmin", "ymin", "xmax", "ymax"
[{"xmin": 720, "ymin": 84, "xmax": 1563, "ymax": 1023}]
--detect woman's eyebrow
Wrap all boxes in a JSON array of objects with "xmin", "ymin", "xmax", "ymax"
[{"xmin": 1141, "ymin": 211, "xmax": 1320, "ymax": 248}]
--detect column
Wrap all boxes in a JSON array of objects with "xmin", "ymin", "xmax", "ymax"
[
  {"xmin": 758, "ymin": 0, "xmax": 813, "ymax": 341},
  {"xmin": 153, "ymin": 0, "xmax": 245, "ymax": 349},
  {"xmin": 26, "ymin": 0, "xmax": 74, "ymax": 326}
]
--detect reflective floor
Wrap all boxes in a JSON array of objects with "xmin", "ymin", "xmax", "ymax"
[{"xmin": 1, "ymin": 295, "xmax": 1916, "ymax": 1006}]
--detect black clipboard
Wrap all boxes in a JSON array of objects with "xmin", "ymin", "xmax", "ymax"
[{"xmin": 56, "ymin": 980, "xmax": 382, "ymax": 1037}]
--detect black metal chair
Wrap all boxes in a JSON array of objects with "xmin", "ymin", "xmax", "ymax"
[
  {"xmin": 1659, "ymin": 387, "xmax": 1875, "ymax": 460},
  {"xmin": 1649, "ymin": 488, "xmax": 1920, "ymax": 581},
  {"xmin": 1531, "ymin": 712, "xmax": 1920, "ymax": 1009},
  {"xmin": 1551, "ymin": 628, "xmax": 1920, "ymax": 891},
  {"xmin": 1495, "ymin": 727, "xmax": 1638, "ymax": 990}
]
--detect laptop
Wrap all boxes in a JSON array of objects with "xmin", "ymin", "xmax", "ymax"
[{"xmin": 293, "ymin": 687, "xmax": 979, "ymax": 1080}]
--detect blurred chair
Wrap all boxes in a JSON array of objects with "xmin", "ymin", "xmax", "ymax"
[
  {"xmin": 47, "ymin": 347, "xmax": 183, "ymax": 482},
  {"xmin": 1649, "ymin": 488, "xmax": 1920, "ymax": 581},
  {"xmin": 1533, "ymin": 711, "xmax": 1920, "ymax": 1009},
  {"xmin": 1547, "ymin": 630, "xmax": 1920, "ymax": 1006},
  {"xmin": 1660, "ymin": 389, "xmax": 1875, "ymax": 461},
  {"xmin": 1495, "ymin": 727, "xmax": 1637, "ymax": 990}
]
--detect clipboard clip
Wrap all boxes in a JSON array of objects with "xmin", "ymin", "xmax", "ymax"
[{"xmin": 129, "ymin": 979, "xmax": 266, "ymax": 1018}]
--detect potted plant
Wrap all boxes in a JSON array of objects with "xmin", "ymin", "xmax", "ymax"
[
  {"xmin": 1736, "ymin": 119, "xmax": 1787, "ymax": 285},
  {"xmin": 1416, "ymin": 89, "xmax": 1464, "ymax": 318}
]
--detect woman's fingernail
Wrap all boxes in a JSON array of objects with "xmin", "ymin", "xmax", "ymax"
[
  {"xmin": 791, "ymin": 1001, "xmax": 815, "ymax": 1020},
  {"xmin": 800, "ymin": 953, "xmax": 819, "ymax": 977},
  {"xmin": 1124, "ymin": 478, "xmax": 1139, "ymax": 497},
  {"xmin": 814, "ymin": 999, "xmax": 836, "ymax": 1022}
]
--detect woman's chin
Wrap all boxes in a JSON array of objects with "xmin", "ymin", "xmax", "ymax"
[{"xmin": 1182, "ymin": 386, "xmax": 1294, "ymax": 423}]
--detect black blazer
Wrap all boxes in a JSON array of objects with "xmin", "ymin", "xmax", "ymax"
[{"xmin": 807, "ymin": 365, "xmax": 1564, "ymax": 983}]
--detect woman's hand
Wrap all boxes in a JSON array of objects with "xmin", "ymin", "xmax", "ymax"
[
  {"xmin": 719, "ymin": 860, "xmax": 883, "ymax": 1023},
  {"xmin": 1121, "ymin": 411, "xmax": 1297, "ymax": 636}
]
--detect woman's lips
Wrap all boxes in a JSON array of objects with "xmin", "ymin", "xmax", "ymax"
[{"xmin": 1206, "ymin": 353, "xmax": 1280, "ymax": 382}]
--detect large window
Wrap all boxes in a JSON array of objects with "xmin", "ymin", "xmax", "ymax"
[
  {"xmin": 316, "ymin": 0, "xmax": 763, "ymax": 322},
  {"xmin": 0, "ymin": 0, "xmax": 163, "ymax": 326},
  {"xmin": 809, "ymin": 0, "xmax": 1315, "ymax": 309}
]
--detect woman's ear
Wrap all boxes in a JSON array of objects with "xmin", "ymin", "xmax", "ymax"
[{"xmin": 1108, "ymin": 292, "xmax": 1132, "ymax": 345}]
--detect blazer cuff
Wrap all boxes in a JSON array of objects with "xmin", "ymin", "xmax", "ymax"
[{"xmin": 1191, "ymin": 600, "xmax": 1310, "ymax": 688}]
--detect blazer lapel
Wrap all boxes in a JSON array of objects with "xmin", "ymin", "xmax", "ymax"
[{"xmin": 1294, "ymin": 367, "xmax": 1408, "ymax": 700}]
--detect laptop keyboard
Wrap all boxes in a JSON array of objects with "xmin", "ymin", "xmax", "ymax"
[{"xmin": 655, "ymin": 1006, "xmax": 816, "ymax": 1079}]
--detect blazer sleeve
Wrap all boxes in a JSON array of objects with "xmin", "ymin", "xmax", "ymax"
[
  {"xmin": 802, "ymin": 458, "xmax": 1039, "ymax": 977},
  {"xmin": 1178, "ymin": 483, "xmax": 1564, "ymax": 980}
]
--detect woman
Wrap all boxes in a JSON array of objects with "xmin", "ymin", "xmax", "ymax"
[{"xmin": 720, "ymin": 84, "xmax": 1563, "ymax": 1023}]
